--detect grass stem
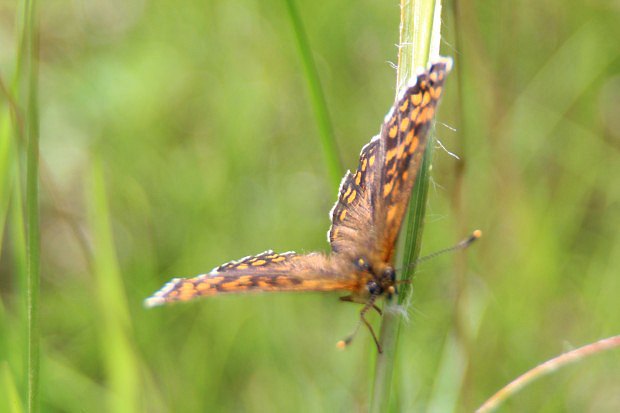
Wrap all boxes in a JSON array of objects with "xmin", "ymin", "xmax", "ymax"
[
  {"xmin": 17, "ymin": 0, "xmax": 40, "ymax": 411},
  {"xmin": 476, "ymin": 335, "xmax": 620, "ymax": 412},
  {"xmin": 370, "ymin": 1, "xmax": 443, "ymax": 411}
]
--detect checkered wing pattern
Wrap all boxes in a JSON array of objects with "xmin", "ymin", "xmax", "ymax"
[{"xmin": 145, "ymin": 251, "xmax": 359, "ymax": 307}]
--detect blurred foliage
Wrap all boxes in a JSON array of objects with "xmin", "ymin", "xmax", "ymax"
[{"xmin": 1, "ymin": 0, "xmax": 620, "ymax": 411}]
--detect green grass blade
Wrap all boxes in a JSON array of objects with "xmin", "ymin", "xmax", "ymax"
[
  {"xmin": 283, "ymin": 0, "xmax": 343, "ymax": 188},
  {"xmin": 370, "ymin": 1, "xmax": 443, "ymax": 411},
  {"xmin": 1, "ymin": 85, "xmax": 28, "ymax": 413},
  {"xmin": 0, "ymin": 362, "xmax": 24, "ymax": 413},
  {"xmin": 10, "ymin": 170, "xmax": 28, "ymax": 363},
  {"xmin": 0, "ymin": 84, "xmax": 15, "ymax": 255},
  {"xmin": 86, "ymin": 157, "xmax": 140, "ymax": 413},
  {"xmin": 15, "ymin": 0, "xmax": 41, "ymax": 411}
]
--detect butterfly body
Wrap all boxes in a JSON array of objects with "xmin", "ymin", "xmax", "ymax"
[{"xmin": 146, "ymin": 58, "xmax": 453, "ymax": 350}]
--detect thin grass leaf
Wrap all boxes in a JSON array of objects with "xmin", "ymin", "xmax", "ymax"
[
  {"xmin": 0, "ymin": 85, "xmax": 15, "ymax": 256},
  {"xmin": 86, "ymin": 157, "xmax": 141, "ymax": 413},
  {"xmin": 283, "ymin": 0, "xmax": 343, "ymax": 188},
  {"xmin": 0, "ymin": 362, "xmax": 24, "ymax": 413},
  {"xmin": 14, "ymin": 0, "xmax": 41, "ymax": 411},
  {"xmin": 477, "ymin": 335, "xmax": 620, "ymax": 413}
]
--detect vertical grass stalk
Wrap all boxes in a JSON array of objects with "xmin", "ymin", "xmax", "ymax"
[
  {"xmin": 370, "ymin": 1, "xmax": 442, "ymax": 411},
  {"xmin": 16, "ymin": 0, "xmax": 41, "ymax": 411}
]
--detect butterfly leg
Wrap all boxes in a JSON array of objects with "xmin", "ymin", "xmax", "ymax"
[
  {"xmin": 359, "ymin": 296, "xmax": 382, "ymax": 353},
  {"xmin": 339, "ymin": 295, "xmax": 382, "ymax": 315},
  {"xmin": 337, "ymin": 295, "xmax": 382, "ymax": 353}
]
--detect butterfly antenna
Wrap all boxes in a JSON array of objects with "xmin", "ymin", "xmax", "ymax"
[{"xmin": 406, "ymin": 229, "xmax": 482, "ymax": 270}]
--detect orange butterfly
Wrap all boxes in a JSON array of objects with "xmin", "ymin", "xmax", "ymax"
[{"xmin": 146, "ymin": 58, "xmax": 458, "ymax": 352}]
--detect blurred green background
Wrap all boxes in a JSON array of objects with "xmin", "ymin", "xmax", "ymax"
[{"xmin": 1, "ymin": 0, "xmax": 620, "ymax": 412}]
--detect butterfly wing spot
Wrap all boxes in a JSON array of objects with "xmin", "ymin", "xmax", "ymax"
[
  {"xmin": 386, "ymin": 147, "xmax": 398, "ymax": 163},
  {"xmin": 405, "ymin": 130, "xmax": 414, "ymax": 145},
  {"xmin": 399, "ymin": 99, "xmax": 409, "ymax": 112},
  {"xmin": 346, "ymin": 189, "xmax": 357, "ymax": 204},
  {"xmin": 389, "ymin": 125, "xmax": 398, "ymax": 138},
  {"xmin": 343, "ymin": 186, "xmax": 352, "ymax": 199},
  {"xmin": 219, "ymin": 279, "xmax": 249, "ymax": 291},
  {"xmin": 196, "ymin": 281, "xmax": 212, "ymax": 292},
  {"xmin": 257, "ymin": 280, "xmax": 271, "ymax": 289},
  {"xmin": 430, "ymin": 86, "xmax": 443, "ymax": 99},
  {"xmin": 406, "ymin": 136, "xmax": 419, "ymax": 155},
  {"xmin": 399, "ymin": 117, "xmax": 410, "ymax": 131},
  {"xmin": 411, "ymin": 92, "xmax": 422, "ymax": 106},
  {"xmin": 383, "ymin": 181, "xmax": 393, "ymax": 198},
  {"xmin": 238, "ymin": 275, "xmax": 253, "ymax": 284}
]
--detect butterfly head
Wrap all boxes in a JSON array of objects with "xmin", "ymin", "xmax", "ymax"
[{"xmin": 355, "ymin": 257, "xmax": 397, "ymax": 299}]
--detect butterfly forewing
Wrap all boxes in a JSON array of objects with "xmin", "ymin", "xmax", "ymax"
[
  {"xmin": 145, "ymin": 251, "xmax": 360, "ymax": 307},
  {"xmin": 374, "ymin": 59, "xmax": 452, "ymax": 261}
]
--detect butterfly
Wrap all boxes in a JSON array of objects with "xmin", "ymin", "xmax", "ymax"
[{"xmin": 146, "ymin": 58, "xmax": 454, "ymax": 352}]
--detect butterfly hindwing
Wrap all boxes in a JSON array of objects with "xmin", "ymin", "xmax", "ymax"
[
  {"xmin": 145, "ymin": 251, "xmax": 360, "ymax": 307},
  {"xmin": 328, "ymin": 135, "xmax": 380, "ymax": 255}
]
